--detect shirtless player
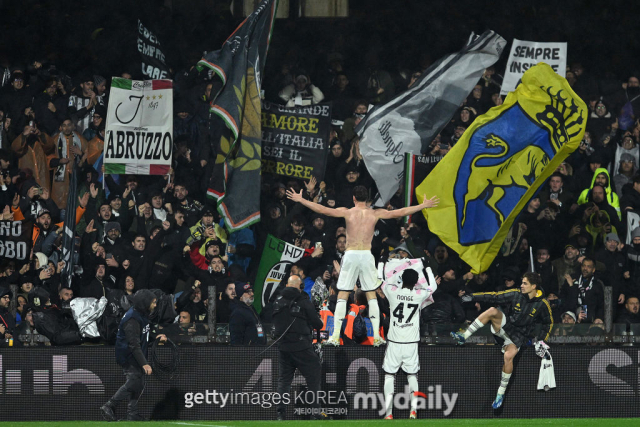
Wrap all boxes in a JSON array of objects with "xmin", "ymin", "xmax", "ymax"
[{"xmin": 287, "ymin": 185, "xmax": 439, "ymax": 346}]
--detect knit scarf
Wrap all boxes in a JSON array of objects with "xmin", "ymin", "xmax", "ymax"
[
  {"xmin": 54, "ymin": 132, "xmax": 82, "ymax": 182},
  {"xmin": 577, "ymin": 275, "xmax": 594, "ymax": 305}
]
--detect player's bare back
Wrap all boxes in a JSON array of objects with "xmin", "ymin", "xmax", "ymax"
[{"xmin": 343, "ymin": 206, "xmax": 378, "ymax": 251}]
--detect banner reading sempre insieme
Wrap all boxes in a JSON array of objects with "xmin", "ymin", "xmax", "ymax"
[
  {"xmin": 501, "ymin": 39, "xmax": 567, "ymax": 95},
  {"xmin": 261, "ymin": 101, "xmax": 332, "ymax": 181},
  {"xmin": 104, "ymin": 78, "xmax": 173, "ymax": 175},
  {"xmin": 0, "ymin": 220, "xmax": 32, "ymax": 261}
]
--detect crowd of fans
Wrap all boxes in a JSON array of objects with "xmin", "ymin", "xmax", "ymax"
[{"xmin": 2, "ymin": 40, "xmax": 640, "ymax": 348}]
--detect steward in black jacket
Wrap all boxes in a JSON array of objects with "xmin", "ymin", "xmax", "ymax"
[
  {"xmin": 272, "ymin": 275, "xmax": 325, "ymax": 420},
  {"xmin": 229, "ymin": 282, "xmax": 266, "ymax": 346},
  {"xmin": 101, "ymin": 290, "xmax": 167, "ymax": 421}
]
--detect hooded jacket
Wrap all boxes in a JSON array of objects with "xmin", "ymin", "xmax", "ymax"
[
  {"xmin": 577, "ymin": 168, "xmax": 621, "ymax": 219},
  {"xmin": 115, "ymin": 289, "xmax": 156, "ymax": 367}
]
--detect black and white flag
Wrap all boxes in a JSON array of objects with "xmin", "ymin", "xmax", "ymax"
[
  {"xmin": 357, "ymin": 30, "xmax": 506, "ymax": 206},
  {"xmin": 60, "ymin": 160, "xmax": 80, "ymax": 286}
]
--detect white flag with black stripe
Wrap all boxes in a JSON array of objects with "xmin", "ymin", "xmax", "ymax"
[{"xmin": 357, "ymin": 30, "xmax": 506, "ymax": 206}]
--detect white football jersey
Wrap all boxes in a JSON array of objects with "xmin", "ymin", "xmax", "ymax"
[{"xmin": 381, "ymin": 259, "xmax": 437, "ymax": 343}]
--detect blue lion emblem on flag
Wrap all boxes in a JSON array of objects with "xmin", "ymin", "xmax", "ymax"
[{"xmin": 454, "ymin": 88, "xmax": 584, "ymax": 246}]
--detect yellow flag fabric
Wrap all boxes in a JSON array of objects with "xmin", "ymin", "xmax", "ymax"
[{"xmin": 416, "ymin": 63, "xmax": 587, "ymax": 273}]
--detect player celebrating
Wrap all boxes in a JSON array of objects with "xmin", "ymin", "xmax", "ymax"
[
  {"xmin": 287, "ymin": 185, "xmax": 438, "ymax": 346},
  {"xmin": 450, "ymin": 272, "xmax": 553, "ymax": 409},
  {"xmin": 381, "ymin": 268, "xmax": 435, "ymax": 419}
]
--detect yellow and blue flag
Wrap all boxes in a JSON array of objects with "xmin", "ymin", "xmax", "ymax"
[{"xmin": 416, "ymin": 63, "xmax": 587, "ymax": 273}]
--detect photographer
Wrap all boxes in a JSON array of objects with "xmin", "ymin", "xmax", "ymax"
[{"xmin": 273, "ymin": 275, "xmax": 325, "ymax": 420}]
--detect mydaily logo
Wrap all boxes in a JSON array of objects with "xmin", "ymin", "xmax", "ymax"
[
  {"xmin": 354, "ymin": 385, "xmax": 458, "ymax": 416},
  {"xmin": 0, "ymin": 355, "xmax": 104, "ymax": 395}
]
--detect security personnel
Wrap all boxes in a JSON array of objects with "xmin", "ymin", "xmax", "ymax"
[
  {"xmin": 101, "ymin": 290, "xmax": 166, "ymax": 421},
  {"xmin": 273, "ymin": 275, "xmax": 325, "ymax": 420}
]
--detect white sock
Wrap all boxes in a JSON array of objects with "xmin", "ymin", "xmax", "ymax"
[
  {"xmin": 332, "ymin": 299, "xmax": 347, "ymax": 339},
  {"xmin": 368, "ymin": 298, "xmax": 381, "ymax": 339},
  {"xmin": 463, "ymin": 319, "xmax": 484, "ymax": 339},
  {"xmin": 384, "ymin": 374, "xmax": 395, "ymax": 417},
  {"xmin": 498, "ymin": 371, "xmax": 511, "ymax": 395},
  {"xmin": 407, "ymin": 374, "xmax": 419, "ymax": 412}
]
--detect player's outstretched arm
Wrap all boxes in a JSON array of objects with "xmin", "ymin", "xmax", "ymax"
[
  {"xmin": 375, "ymin": 195, "xmax": 439, "ymax": 219},
  {"xmin": 286, "ymin": 188, "xmax": 348, "ymax": 218}
]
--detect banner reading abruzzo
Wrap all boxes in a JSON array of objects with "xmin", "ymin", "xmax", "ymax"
[{"xmin": 104, "ymin": 78, "xmax": 173, "ymax": 175}]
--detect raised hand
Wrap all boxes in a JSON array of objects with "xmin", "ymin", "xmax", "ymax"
[
  {"xmin": 421, "ymin": 195, "xmax": 439, "ymax": 208},
  {"xmin": 333, "ymin": 259, "xmax": 341, "ymax": 275},
  {"xmin": 286, "ymin": 188, "xmax": 304, "ymax": 203},
  {"xmin": 305, "ymin": 176, "xmax": 317, "ymax": 193},
  {"xmin": 79, "ymin": 192, "xmax": 90, "ymax": 208},
  {"xmin": 85, "ymin": 219, "xmax": 96, "ymax": 233},
  {"xmin": 89, "ymin": 183, "xmax": 99, "ymax": 199}
]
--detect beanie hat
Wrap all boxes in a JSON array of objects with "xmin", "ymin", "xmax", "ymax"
[
  {"xmin": 94, "ymin": 75, "xmax": 106, "ymax": 87},
  {"xmin": 234, "ymin": 282, "xmax": 252, "ymax": 299},
  {"xmin": 632, "ymin": 227, "xmax": 640, "ymax": 239},
  {"xmin": 605, "ymin": 232, "xmax": 621, "ymax": 243},
  {"xmin": 620, "ymin": 153, "xmax": 635, "ymax": 163},
  {"xmin": 105, "ymin": 222, "xmax": 121, "ymax": 234}
]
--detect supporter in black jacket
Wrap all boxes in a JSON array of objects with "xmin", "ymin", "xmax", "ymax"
[
  {"xmin": 421, "ymin": 288, "xmax": 466, "ymax": 332},
  {"xmin": 560, "ymin": 257, "xmax": 605, "ymax": 323},
  {"xmin": 32, "ymin": 78, "xmax": 68, "ymax": 135},
  {"xmin": 615, "ymin": 296, "xmax": 640, "ymax": 326},
  {"xmin": 530, "ymin": 246, "xmax": 559, "ymax": 297},
  {"xmin": 0, "ymin": 287, "xmax": 15, "ymax": 342},
  {"xmin": 595, "ymin": 233, "xmax": 628, "ymax": 304},
  {"xmin": 216, "ymin": 282, "xmax": 236, "ymax": 324},
  {"xmin": 229, "ymin": 282, "xmax": 266, "ymax": 346}
]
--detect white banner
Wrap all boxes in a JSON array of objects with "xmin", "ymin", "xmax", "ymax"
[
  {"xmin": 104, "ymin": 78, "xmax": 173, "ymax": 175},
  {"xmin": 501, "ymin": 39, "xmax": 567, "ymax": 95}
]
